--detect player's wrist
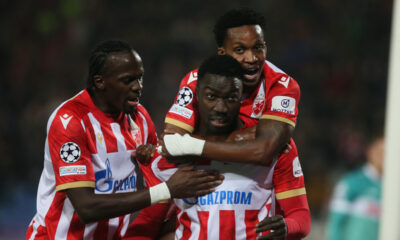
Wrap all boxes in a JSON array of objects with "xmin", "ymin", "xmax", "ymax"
[
  {"xmin": 163, "ymin": 133, "xmax": 205, "ymax": 156},
  {"xmin": 149, "ymin": 182, "xmax": 171, "ymax": 204}
]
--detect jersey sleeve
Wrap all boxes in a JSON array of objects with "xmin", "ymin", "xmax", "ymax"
[
  {"xmin": 261, "ymin": 76, "xmax": 300, "ymax": 127},
  {"xmin": 164, "ymin": 70, "xmax": 199, "ymax": 133},
  {"xmin": 47, "ymin": 110, "xmax": 95, "ymax": 191},
  {"xmin": 273, "ymin": 140, "xmax": 306, "ymax": 201}
]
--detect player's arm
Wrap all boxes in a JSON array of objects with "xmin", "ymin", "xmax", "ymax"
[
  {"xmin": 65, "ymin": 166, "xmax": 223, "ymax": 224},
  {"xmin": 161, "ymin": 119, "xmax": 293, "ymax": 165},
  {"xmin": 255, "ymin": 194, "xmax": 311, "ymax": 240}
]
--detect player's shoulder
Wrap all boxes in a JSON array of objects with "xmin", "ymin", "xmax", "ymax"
[
  {"xmin": 47, "ymin": 90, "xmax": 89, "ymax": 132},
  {"xmin": 263, "ymin": 60, "xmax": 299, "ymax": 90},
  {"xmin": 180, "ymin": 69, "xmax": 199, "ymax": 88}
]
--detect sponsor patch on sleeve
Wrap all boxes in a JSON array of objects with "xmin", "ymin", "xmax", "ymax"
[
  {"xmin": 59, "ymin": 165, "xmax": 87, "ymax": 176},
  {"xmin": 271, "ymin": 96, "xmax": 296, "ymax": 115},
  {"xmin": 292, "ymin": 157, "xmax": 303, "ymax": 177},
  {"xmin": 169, "ymin": 104, "xmax": 193, "ymax": 119}
]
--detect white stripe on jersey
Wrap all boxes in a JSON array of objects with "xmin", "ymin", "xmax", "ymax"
[
  {"xmin": 265, "ymin": 60, "xmax": 286, "ymax": 74},
  {"xmin": 83, "ymin": 222, "xmax": 97, "ymax": 239},
  {"xmin": 120, "ymin": 214, "xmax": 131, "ymax": 237},
  {"xmin": 55, "ymin": 198, "xmax": 74, "ymax": 239},
  {"xmin": 108, "ymin": 217, "xmax": 120, "ymax": 239},
  {"xmin": 88, "ymin": 112, "xmax": 107, "ymax": 157},
  {"xmin": 110, "ymin": 122, "xmax": 128, "ymax": 151},
  {"xmin": 138, "ymin": 112, "xmax": 149, "ymax": 144}
]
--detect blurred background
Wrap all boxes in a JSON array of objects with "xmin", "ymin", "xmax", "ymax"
[{"xmin": 0, "ymin": 0, "xmax": 392, "ymax": 239}]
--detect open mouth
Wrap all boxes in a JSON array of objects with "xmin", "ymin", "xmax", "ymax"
[
  {"xmin": 243, "ymin": 68, "xmax": 260, "ymax": 81},
  {"xmin": 210, "ymin": 117, "xmax": 229, "ymax": 127},
  {"xmin": 127, "ymin": 97, "xmax": 139, "ymax": 107}
]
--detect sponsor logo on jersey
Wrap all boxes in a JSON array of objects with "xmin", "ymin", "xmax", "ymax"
[
  {"xmin": 292, "ymin": 157, "xmax": 303, "ymax": 177},
  {"xmin": 278, "ymin": 76, "xmax": 290, "ymax": 88},
  {"xmin": 169, "ymin": 104, "xmax": 193, "ymax": 119},
  {"xmin": 177, "ymin": 87, "xmax": 193, "ymax": 106},
  {"xmin": 271, "ymin": 96, "xmax": 296, "ymax": 115},
  {"xmin": 59, "ymin": 165, "xmax": 87, "ymax": 176},
  {"xmin": 59, "ymin": 142, "xmax": 81, "ymax": 163},
  {"xmin": 95, "ymin": 159, "xmax": 136, "ymax": 192},
  {"xmin": 182, "ymin": 190, "xmax": 252, "ymax": 206}
]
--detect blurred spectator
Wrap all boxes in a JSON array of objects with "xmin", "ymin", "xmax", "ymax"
[{"xmin": 326, "ymin": 132, "xmax": 384, "ymax": 240}]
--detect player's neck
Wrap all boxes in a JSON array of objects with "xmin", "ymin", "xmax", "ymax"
[{"xmin": 198, "ymin": 118, "xmax": 243, "ymax": 141}]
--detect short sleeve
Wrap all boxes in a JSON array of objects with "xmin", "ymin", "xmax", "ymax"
[
  {"xmin": 164, "ymin": 70, "xmax": 199, "ymax": 133},
  {"xmin": 273, "ymin": 140, "xmax": 306, "ymax": 200},
  {"xmin": 261, "ymin": 76, "xmax": 300, "ymax": 127},
  {"xmin": 48, "ymin": 111, "xmax": 95, "ymax": 191}
]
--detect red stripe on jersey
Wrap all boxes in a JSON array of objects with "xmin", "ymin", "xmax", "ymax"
[
  {"xmin": 44, "ymin": 193, "xmax": 67, "ymax": 238},
  {"xmin": 244, "ymin": 210, "xmax": 259, "ymax": 240},
  {"xmin": 101, "ymin": 124, "xmax": 118, "ymax": 153},
  {"xmin": 219, "ymin": 210, "xmax": 235, "ymax": 240},
  {"xmin": 67, "ymin": 213, "xmax": 85, "ymax": 239},
  {"xmin": 94, "ymin": 219, "xmax": 108, "ymax": 239},
  {"xmin": 26, "ymin": 221, "xmax": 34, "ymax": 239},
  {"xmin": 179, "ymin": 212, "xmax": 192, "ymax": 240},
  {"xmin": 198, "ymin": 211, "xmax": 209, "ymax": 240}
]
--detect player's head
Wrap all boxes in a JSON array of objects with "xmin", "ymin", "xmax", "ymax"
[
  {"xmin": 87, "ymin": 40, "xmax": 143, "ymax": 114},
  {"xmin": 366, "ymin": 130, "xmax": 385, "ymax": 176},
  {"xmin": 196, "ymin": 55, "xmax": 244, "ymax": 136},
  {"xmin": 213, "ymin": 8, "xmax": 267, "ymax": 89}
]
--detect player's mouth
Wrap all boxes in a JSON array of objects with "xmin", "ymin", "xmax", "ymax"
[
  {"xmin": 127, "ymin": 97, "xmax": 140, "ymax": 107},
  {"xmin": 243, "ymin": 68, "xmax": 261, "ymax": 82},
  {"xmin": 209, "ymin": 117, "xmax": 229, "ymax": 127}
]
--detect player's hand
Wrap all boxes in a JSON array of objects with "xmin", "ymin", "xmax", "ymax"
[
  {"xmin": 158, "ymin": 137, "xmax": 201, "ymax": 164},
  {"xmin": 132, "ymin": 144, "xmax": 156, "ymax": 165},
  {"xmin": 255, "ymin": 215, "xmax": 287, "ymax": 240},
  {"xmin": 280, "ymin": 143, "xmax": 292, "ymax": 154},
  {"xmin": 225, "ymin": 125, "xmax": 256, "ymax": 142},
  {"xmin": 166, "ymin": 165, "xmax": 224, "ymax": 198}
]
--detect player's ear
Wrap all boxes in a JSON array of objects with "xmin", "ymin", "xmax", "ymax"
[
  {"xmin": 93, "ymin": 75, "xmax": 105, "ymax": 90},
  {"xmin": 217, "ymin": 47, "xmax": 226, "ymax": 55}
]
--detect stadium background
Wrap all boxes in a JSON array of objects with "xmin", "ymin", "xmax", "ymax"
[{"xmin": 0, "ymin": 0, "xmax": 392, "ymax": 239}]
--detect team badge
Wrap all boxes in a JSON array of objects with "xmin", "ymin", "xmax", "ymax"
[
  {"xmin": 252, "ymin": 94, "xmax": 265, "ymax": 117},
  {"xmin": 177, "ymin": 87, "xmax": 193, "ymax": 106},
  {"xmin": 60, "ymin": 142, "xmax": 81, "ymax": 163}
]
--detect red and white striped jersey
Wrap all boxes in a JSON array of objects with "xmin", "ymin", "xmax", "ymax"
[
  {"xmin": 165, "ymin": 60, "xmax": 300, "ymax": 132},
  {"xmin": 26, "ymin": 89, "xmax": 158, "ymax": 240},
  {"xmin": 151, "ymin": 139, "xmax": 305, "ymax": 240}
]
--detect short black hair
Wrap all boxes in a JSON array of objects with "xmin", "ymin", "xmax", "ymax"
[
  {"xmin": 87, "ymin": 40, "xmax": 134, "ymax": 88},
  {"xmin": 197, "ymin": 54, "xmax": 244, "ymax": 87},
  {"xmin": 213, "ymin": 8, "xmax": 266, "ymax": 47}
]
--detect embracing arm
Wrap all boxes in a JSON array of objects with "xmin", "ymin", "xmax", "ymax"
[
  {"xmin": 162, "ymin": 119, "xmax": 293, "ymax": 166},
  {"xmin": 202, "ymin": 119, "xmax": 293, "ymax": 165},
  {"xmin": 65, "ymin": 166, "xmax": 223, "ymax": 224}
]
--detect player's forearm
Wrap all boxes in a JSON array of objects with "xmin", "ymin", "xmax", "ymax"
[
  {"xmin": 278, "ymin": 194, "xmax": 311, "ymax": 238},
  {"xmin": 66, "ymin": 187, "xmax": 152, "ymax": 224}
]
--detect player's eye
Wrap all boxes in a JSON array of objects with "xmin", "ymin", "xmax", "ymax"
[
  {"xmin": 234, "ymin": 47, "xmax": 244, "ymax": 54},
  {"xmin": 206, "ymin": 93, "xmax": 215, "ymax": 100},
  {"xmin": 254, "ymin": 44, "xmax": 265, "ymax": 51},
  {"xmin": 227, "ymin": 95, "xmax": 239, "ymax": 102}
]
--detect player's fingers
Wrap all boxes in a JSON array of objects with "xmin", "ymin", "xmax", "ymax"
[
  {"xmin": 192, "ymin": 179, "xmax": 223, "ymax": 191},
  {"xmin": 256, "ymin": 229, "xmax": 286, "ymax": 240}
]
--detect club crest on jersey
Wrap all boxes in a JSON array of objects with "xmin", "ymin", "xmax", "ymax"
[
  {"xmin": 177, "ymin": 87, "xmax": 193, "ymax": 107},
  {"xmin": 60, "ymin": 142, "xmax": 81, "ymax": 163},
  {"xmin": 131, "ymin": 129, "xmax": 142, "ymax": 146},
  {"xmin": 252, "ymin": 94, "xmax": 265, "ymax": 118}
]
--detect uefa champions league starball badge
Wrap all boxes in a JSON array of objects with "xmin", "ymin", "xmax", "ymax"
[
  {"xmin": 59, "ymin": 142, "xmax": 81, "ymax": 163},
  {"xmin": 177, "ymin": 87, "xmax": 193, "ymax": 107}
]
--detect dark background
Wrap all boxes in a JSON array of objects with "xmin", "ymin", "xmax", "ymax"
[{"xmin": 0, "ymin": 0, "xmax": 392, "ymax": 239}]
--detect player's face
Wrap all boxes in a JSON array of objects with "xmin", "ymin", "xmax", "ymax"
[
  {"xmin": 100, "ymin": 51, "xmax": 143, "ymax": 114},
  {"xmin": 218, "ymin": 25, "xmax": 266, "ymax": 89},
  {"xmin": 197, "ymin": 74, "xmax": 242, "ymax": 136}
]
